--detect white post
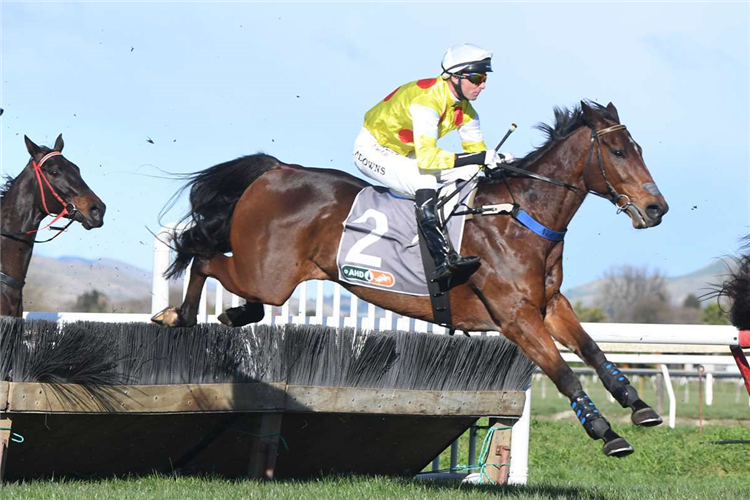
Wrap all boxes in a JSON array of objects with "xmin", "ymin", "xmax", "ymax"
[
  {"xmin": 508, "ymin": 388, "xmax": 531, "ymax": 485},
  {"xmin": 362, "ymin": 302, "xmax": 376, "ymax": 331},
  {"xmin": 379, "ymin": 309, "xmax": 393, "ymax": 331},
  {"xmin": 706, "ymin": 372, "xmax": 714, "ymax": 406},
  {"xmin": 261, "ymin": 304, "xmax": 273, "ymax": 325},
  {"xmin": 660, "ymin": 364, "xmax": 676, "ymax": 428},
  {"xmin": 151, "ymin": 226, "xmax": 174, "ymax": 314},
  {"xmin": 311, "ymin": 281, "xmax": 324, "ymax": 325},
  {"xmin": 396, "ymin": 314, "xmax": 411, "ymax": 332},
  {"xmin": 292, "ymin": 282, "xmax": 308, "ymax": 325},
  {"xmin": 277, "ymin": 298, "xmax": 291, "ymax": 325},
  {"xmin": 327, "ymin": 285, "xmax": 342, "ymax": 328},
  {"xmin": 214, "ymin": 283, "xmax": 224, "ymax": 317},
  {"xmin": 198, "ymin": 282, "xmax": 207, "ymax": 322},
  {"xmin": 345, "ymin": 293, "xmax": 359, "ymax": 329}
]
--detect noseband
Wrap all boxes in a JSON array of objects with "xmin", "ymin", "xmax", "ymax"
[{"xmin": 584, "ymin": 124, "xmax": 647, "ymax": 225}]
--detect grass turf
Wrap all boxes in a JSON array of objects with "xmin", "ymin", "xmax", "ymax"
[{"xmin": 2, "ymin": 420, "xmax": 748, "ymax": 499}]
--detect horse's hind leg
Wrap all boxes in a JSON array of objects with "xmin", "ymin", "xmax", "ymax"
[
  {"xmin": 198, "ymin": 254, "xmax": 267, "ymax": 327},
  {"xmin": 499, "ymin": 304, "xmax": 633, "ymax": 457},
  {"xmin": 151, "ymin": 257, "xmax": 211, "ymax": 327},
  {"xmin": 545, "ymin": 293, "xmax": 663, "ymax": 427},
  {"xmin": 151, "ymin": 255, "xmax": 266, "ymax": 327},
  {"xmin": 217, "ymin": 303, "xmax": 264, "ymax": 327}
]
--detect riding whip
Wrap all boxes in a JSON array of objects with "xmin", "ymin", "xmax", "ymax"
[{"xmin": 494, "ymin": 123, "xmax": 517, "ymax": 153}]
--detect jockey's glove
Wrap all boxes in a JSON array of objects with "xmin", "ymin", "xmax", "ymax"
[{"xmin": 455, "ymin": 149, "xmax": 510, "ymax": 169}]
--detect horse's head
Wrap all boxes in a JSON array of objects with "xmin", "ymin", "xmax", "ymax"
[
  {"xmin": 24, "ymin": 134, "xmax": 106, "ymax": 229},
  {"xmin": 580, "ymin": 101, "xmax": 668, "ymax": 228}
]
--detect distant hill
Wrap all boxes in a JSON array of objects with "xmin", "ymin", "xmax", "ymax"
[
  {"xmin": 24, "ymin": 255, "xmax": 155, "ymax": 313},
  {"xmin": 21, "ymin": 255, "xmax": 738, "ymax": 314},
  {"xmin": 562, "ymin": 259, "xmax": 735, "ymax": 308}
]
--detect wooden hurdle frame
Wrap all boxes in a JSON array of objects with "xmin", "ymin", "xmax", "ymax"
[{"xmin": 0, "ymin": 379, "xmax": 526, "ymax": 482}]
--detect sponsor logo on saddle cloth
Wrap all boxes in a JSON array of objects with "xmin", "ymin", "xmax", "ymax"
[{"xmin": 336, "ymin": 183, "xmax": 475, "ymax": 296}]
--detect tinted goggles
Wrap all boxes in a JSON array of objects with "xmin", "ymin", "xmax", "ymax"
[{"xmin": 458, "ymin": 72, "xmax": 487, "ymax": 85}]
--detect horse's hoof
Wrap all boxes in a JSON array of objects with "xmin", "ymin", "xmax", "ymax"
[
  {"xmin": 217, "ymin": 311, "xmax": 233, "ymax": 327},
  {"xmin": 602, "ymin": 437, "xmax": 634, "ymax": 458},
  {"xmin": 632, "ymin": 407, "xmax": 663, "ymax": 427},
  {"xmin": 151, "ymin": 307, "xmax": 180, "ymax": 327}
]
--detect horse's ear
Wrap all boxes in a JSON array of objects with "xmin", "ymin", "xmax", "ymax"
[
  {"xmin": 24, "ymin": 135, "xmax": 42, "ymax": 158},
  {"xmin": 580, "ymin": 100, "xmax": 596, "ymax": 125},
  {"xmin": 53, "ymin": 134, "xmax": 64, "ymax": 152},
  {"xmin": 605, "ymin": 102, "xmax": 620, "ymax": 123}
]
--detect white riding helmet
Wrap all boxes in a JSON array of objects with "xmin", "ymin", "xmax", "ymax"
[{"xmin": 440, "ymin": 43, "xmax": 493, "ymax": 78}]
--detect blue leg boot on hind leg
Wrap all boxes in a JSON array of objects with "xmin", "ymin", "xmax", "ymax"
[
  {"xmin": 597, "ymin": 362, "xmax": 663, "ymax": 427},
  {"xmin": 571, "ymin": 390, "xmax": 634, "ymax": 457}
]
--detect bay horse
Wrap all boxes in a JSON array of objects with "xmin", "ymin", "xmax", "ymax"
[
  {"xmin": 0, "ymin": 135, "xmax": 106, "ymax": 316},
  {"xmin": 153, "ymin": 101, "xmax": 669, "ymax": 456}
]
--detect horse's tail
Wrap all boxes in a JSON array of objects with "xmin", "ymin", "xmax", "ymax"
[
  {"xmin": 723, "ymin": 248, "xmax": 750, "ymax": 330},
  {"xmin": 164, "ymin": 154, "xmax": 281, "ymax": 279}
]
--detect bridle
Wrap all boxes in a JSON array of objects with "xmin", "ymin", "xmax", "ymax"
[
  {"xmin": 583, "ymin": 124, "xmax": 646, "ymax": 225},
  {"xmin": 1, "ymin": 151, "xmax": 78, "ymax": 290},
  {"xmin": 30, "ymin": 151, "xmax": 79, "ymax": 231},
  {"xmin": 1, "ymin": 151, "xmax": 79, "ymax": 241}
]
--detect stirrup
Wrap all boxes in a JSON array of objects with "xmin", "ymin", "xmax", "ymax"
[{"xmin": 430, "ymin": 255, "xmax": 481, "ymax": 282}]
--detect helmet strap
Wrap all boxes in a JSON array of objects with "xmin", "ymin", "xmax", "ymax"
[{"xmin": 450, "ymin": 76, "xmax": 467, "ymax": 101}]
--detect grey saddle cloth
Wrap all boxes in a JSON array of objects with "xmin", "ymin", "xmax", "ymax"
[{"xmin": 337, "ymin": 185, "xmax": 470, "ymax": 296}]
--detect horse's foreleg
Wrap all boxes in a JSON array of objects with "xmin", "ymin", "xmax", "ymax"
[
  {"xmin": 499, "ymin": 305, "xmax": 633, "ymax": 457},
  {"xmin": 545, "ymin": 293, "xmax": 663, "ymax": 427}
]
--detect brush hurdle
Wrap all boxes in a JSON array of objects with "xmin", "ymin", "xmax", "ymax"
[{"xmin": 0, "ymin": 318, "xmax": 533, "ymax": 482}]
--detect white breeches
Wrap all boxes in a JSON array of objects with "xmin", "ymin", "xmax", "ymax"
[{"xmin": 353, "ymin": 128, "xmax": 481, "ymax": 198}]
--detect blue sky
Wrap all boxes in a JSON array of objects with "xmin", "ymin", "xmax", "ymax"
[{"xmin": 1, "ymin": 1, "xmax": 748, "ymax": 292}]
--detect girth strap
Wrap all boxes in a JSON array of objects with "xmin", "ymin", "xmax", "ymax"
[
  {"xmin": 456, "ymin": 203, "xmax": 567, "ymax": 242},
  {"xmin": 416, "ymin": 231, "xmax": 455, "ymax": 331}
]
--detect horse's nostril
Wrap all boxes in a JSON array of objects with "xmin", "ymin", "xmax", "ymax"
[
  {"xmin": 90, "ymin": 205, "xmax": 102, "ymax": 221},
  {"xmin": 646, "ymin": 205, "xmax": 663, "ymax": 219}
]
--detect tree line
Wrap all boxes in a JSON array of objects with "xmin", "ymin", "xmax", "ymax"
[{"xmin": 573, "ymin": 265, "xmax": 730, "ymax": 325}]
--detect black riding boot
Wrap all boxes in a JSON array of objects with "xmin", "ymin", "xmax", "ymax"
[{"xmin": 415, "ymin": 189, "xmax": 480, "ymax": 282}]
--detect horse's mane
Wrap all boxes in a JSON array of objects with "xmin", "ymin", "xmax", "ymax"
[
  {"xmin": 0, "ymin": 175, "xmax": 15, "ymax": 203},
  {"xmin": 495, "ymin": 101, "xmax": 618, "ymax": 173}
]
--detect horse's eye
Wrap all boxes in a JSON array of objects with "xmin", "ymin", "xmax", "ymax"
[
  {"xmin": 49, "ymin": 170, "xmax": 61, "ymax": 177},
  {"xmin": 612, "ymin": 149, "xmax": 624, "ymax": 158}
]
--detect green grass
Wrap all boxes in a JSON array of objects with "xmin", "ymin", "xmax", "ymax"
[
  {"xmin": 4, "ymin": 421, "xmax": 748, "ymax": 499},
  {"xmin": 431, "ymin": 419, "xmax": 750, "ymax": 476},
  {"xmin": 2, "ymin": 474, "xmax": 749, "ymax": 500}
]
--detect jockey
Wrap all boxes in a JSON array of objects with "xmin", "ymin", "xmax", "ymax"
[{"xmin": 353, "ymin": 43, "xmax": 512, "ymax": 282}]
